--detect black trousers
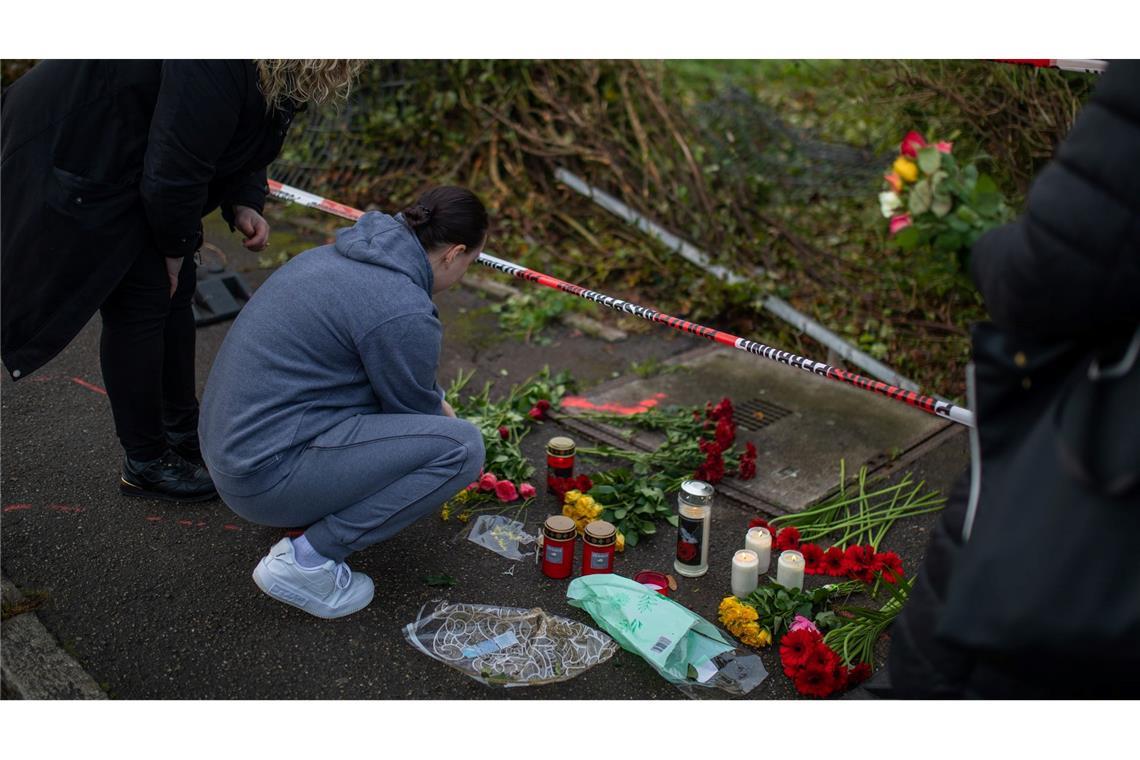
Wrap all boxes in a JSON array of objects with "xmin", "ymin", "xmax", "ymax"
[{"xmin": 99, "ymin": 250, "xmax": 198, "ymax": 461}]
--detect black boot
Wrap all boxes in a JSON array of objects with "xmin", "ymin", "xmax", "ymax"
[
  {"xmin": 121, "ymin": 449, "xmax": 217, "ymax": 503},
  {"xmin": 167, "ymin": 429, "xmax": 205, "ymax": 467}
]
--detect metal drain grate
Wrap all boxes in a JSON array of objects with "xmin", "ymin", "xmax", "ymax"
[{"xmin": 734, "ymin": 397, "xmax": 793, "ymax": 431}]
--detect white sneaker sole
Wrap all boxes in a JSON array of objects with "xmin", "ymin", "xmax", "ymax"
[{"xmin": 252, "ymin": 559, "xmax": 374, "ymax": 620}]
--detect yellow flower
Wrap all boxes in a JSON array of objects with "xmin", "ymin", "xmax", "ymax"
[
  {"xmin": 453, "ymin": 489, "xmax": 470, "ymax": 504},
  {"xmin": 615, "ymin": 531, "xmax": 625, "ymax": 552},
  {"xmin": 564, "ymin": 490, "xmax": 582, "ymax": 505},
  {"xmin": 457, "ymin": 511, "xmax": 472, "ymax": 524},
  {"xmin": 893, "ymin": 156, "xmax": 918, "ymax": 183},
  {"xmin": 440, "ymin": 505, "xmax": 451, "ymax": 521}
]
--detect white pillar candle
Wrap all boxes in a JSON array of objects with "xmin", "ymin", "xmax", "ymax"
[
  {"xmin": 776, "ymin": 550, "xmax": 805, "ymax": 591},
  {"xmin": 731, "ymin": 550, "xmax": 760, "ymax": 598},
  {"xmin": 744, "ymin": 527, "xmax": 772, "ymax": 575}
]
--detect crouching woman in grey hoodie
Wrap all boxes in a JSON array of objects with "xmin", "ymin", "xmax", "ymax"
[{"xmin": 199, "ymin": 187, "xmax": 488, "ymax": 619}]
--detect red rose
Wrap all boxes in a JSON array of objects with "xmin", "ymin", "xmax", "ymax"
[
  {"xmin": 536, "ymin": 399, "xmax": 551, "ymax": 412},
  {"xmin": 779, "ymin": 628, "xmax": 822, "ymax": 676},
  {"xmin": 900, "ymin": 130, "xmax": 927, "ymax": 158},
  {"xmin": 738, "ymin": 457, "xmax": 757, "ymax": 480},
  {"xmin": 498, "ymin": 426, "xmax": 510, "ymax": 440},
  {"xmin": 527, "ymin": 407, "xmax": 544, "ymax": 421},
  {"xmin": 676, "ymin": 541, "xmax": 698, "ymax": 562},
  {"xmin": 818, "ymin": 546, "xmax": 847, "ymax": 577},
  {"xmin": 715, "ymin": 417, "xmax": 737, "ymax": 449},
  {"xmin": 575, "ymin": 474, "xmax": 593, "ymax": 493},
  {"xmin": 494, "ymin": 479, "xmax": 519, "ymax": 502},
  {"xmin": 800, "ymin": 542, "xmax": 824, "ymax": 574},
  {"xmin": 774, "ymin": 526, "xmax": 801, "ymax": 551}
]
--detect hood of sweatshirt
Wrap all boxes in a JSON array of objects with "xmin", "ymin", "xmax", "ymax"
[{"xmin": 333, "ymin": 211, "xmax": 434, "ymax": 294}]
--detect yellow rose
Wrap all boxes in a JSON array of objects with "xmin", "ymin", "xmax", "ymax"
[
  {"xmin": 893, "ymin": 156, "xmax": 918, "ymax": 183},
  {"xmin": 577, "ymin": 495, "xmax": 595, "ymax": 511},
  {"xmin": 564, "ymin": 490, "xmax": 582, "ymax": 504},
  {"xmin": 615, "ymin": 531, "xmax": 625, "ymax": 552}
]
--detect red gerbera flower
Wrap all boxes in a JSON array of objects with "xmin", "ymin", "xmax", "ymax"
[
  {"xmin": 575, "ymin": 474, "xmax": 593, "ymax": 493},
  {"xmin": 774, "ymin": 526, "xmax": 801, "ymax": 551},
  {"xmin": 800, "ymin": 542, "xmax": 824, "ymax": 574},
  {"xmin": 793, "ymin": 661, "xmax": 843, "ymax": 698},
  {"xmin": 846, "ymin": 662, "xmax": 872, "ymax": 687},
  {"xmin": 843, "ymin": 544, "xmax": 876, "ymax": 578},
  {"xmin": 748, "ymin": 517, "xmax": 773, "ymax": 532},
  {"xmin": 873, "ymin": 551, "xmax": 904, "ymax": 584},
  {"xmin": 779, "ymin": 628, "xmax": 822, "ymax": 676},
  {"xmin": 802, "ymin": 641, "xmax": 841, "ymax": 673},
  {"xmin": 817, "ymin": 546, "xmax": 847, "ymax": 577}
]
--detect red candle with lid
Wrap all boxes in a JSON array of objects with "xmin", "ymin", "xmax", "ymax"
[
  {"xmin": 581, "ymin": 520, "xmax": 617, "ymax": 575},
  {"xmin": 546, "ymin": 436, "xmax": 576, "ymax": 493},
  {"xmin": 541, "ymin": 515, "xmax": 577, "ymax": 579}
]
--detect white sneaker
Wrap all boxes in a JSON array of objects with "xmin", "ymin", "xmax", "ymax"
[{"xmin": 252, "ymin": 538, "xmax": 375, "ymax": 619}]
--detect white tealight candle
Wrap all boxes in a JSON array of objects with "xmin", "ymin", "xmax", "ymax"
[
  {"xmin": 744, "ymin": 527, "xmax": 772, "ymax": 575},
  {"xmin": 731, "ymin": 550, "xmax": 760, "ymax": 598},
  {"xmin": 776, "ymin": 550, "xmax": 805, "ymax": 591}
]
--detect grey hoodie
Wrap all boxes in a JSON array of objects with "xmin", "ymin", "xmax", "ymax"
[{"xmin": 199, "ymin": 212, "xmax": 445, "ymax": 496}]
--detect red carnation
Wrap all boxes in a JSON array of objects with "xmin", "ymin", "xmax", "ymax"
[
  {"xmin": 712, "ymin": 397, "xmax": 735, "ymax": 422},
  {"xmin": 715, "ymin": 417, "xmax": 737, "ymax": 449},
  {"xmin": 800, "ymin": 542, "xmax": 825, "ymax": 574},
  {"xmin": 744, "ymin": 441, "xmax": 757, "ymax": 459},
  {"xmin": 774, "ymin": 526, "xmax": 801, "ymax": 551},
  {"xmin": 498, "ymin": 426, "xmax": 510, "ymax": 440},
  {"xmin": 779, "ymin": 628, "xmax": 822, "ymax": 676},
  {"xmin": 695, "ymin": 451, "xmax": 726, "ymax": 483},
  {"xmin": 817, "ymin": 546, "xmax": 847, "ymax": 577},
  {"xmin": 575, "ymin": 474, "xmax": 593, "ymax": 493},
  {"xmin": 738, "ymin": 457, "xmax": 757, "ymax": 480},
  {"xmin": 846, "ymin": 662, "xmax": 872, "ymax": 687},
  {"xmin": 699, "ymin": 439, "xmax": 723, "ymax": 456}
]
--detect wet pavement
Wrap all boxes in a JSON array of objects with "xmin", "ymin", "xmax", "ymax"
[{"xmin": 0, "ymin": 208, "xmax": 969, "ymax": 699}]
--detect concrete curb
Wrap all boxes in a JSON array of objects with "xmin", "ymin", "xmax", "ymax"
[{"xmin": 1, "ymin": 577, "xmax": 106, "ymax": 699}]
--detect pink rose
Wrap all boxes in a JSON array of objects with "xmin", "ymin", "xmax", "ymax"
[
  {"xmin": 494, "ymin": 479, "xmax": 519, "ymax": 502},
  {"xmin": 789, "ymin": 614, "xmax": 820, "ymax": 634},
  {"xmin": 478, "ymin": 472, "xmax": 498, "ymax": 492},
  {"xmin": 936, "ymin": 140, "xmax": 953, "ymax": 154},
  {"xmin": 519, "ymin": 482, "xmax": 537, "ymax": 499},
  {"xmin": 900, "ymin": 130, "xmax": 926, "ymax": 158},
  {"xmin": 466, "ymin": 482, "xmax": 478, "ymax": 491},
  {"xmin": 889, "ymin": 213, "xmax": 912, "ymax": 236}
]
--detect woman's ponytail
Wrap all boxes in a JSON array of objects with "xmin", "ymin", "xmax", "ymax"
[{"xmin": 400, "ymin": 187, "xmax": 488, "ymax": 252}]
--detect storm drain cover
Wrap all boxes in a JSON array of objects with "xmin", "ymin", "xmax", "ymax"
[{"xmin": 558, "ymin": 346, "xmax": 950, "ymax": 514}]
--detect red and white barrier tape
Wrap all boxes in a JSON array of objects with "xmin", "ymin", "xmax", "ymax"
[
  {"xmin": 992, "ymin": 58, "xmax": 1107, "ymax": 74},
  {"xmin": 266, "ymin": 179, "xmax": 975, "ymax": 428}
]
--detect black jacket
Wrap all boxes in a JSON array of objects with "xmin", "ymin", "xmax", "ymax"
[
  {"xmin": 970, "ymin": 58, "xmax": 1140, "ymax": 339},
  {"xmin": 1, "ymin": 60, "xmax": 295, "ymax": 379}
]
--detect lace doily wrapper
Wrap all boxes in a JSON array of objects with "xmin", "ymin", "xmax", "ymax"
[{"xmin": 403, "ymin": 601, "xmax": 617, "ymax": 687}]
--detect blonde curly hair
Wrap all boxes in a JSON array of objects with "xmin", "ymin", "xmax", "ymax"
[{"xmin": 254, "ymin": 60, "xmax": 365, "ymax": 111}]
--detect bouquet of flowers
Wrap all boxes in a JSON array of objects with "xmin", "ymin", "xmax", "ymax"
[{"xmin": 880, "ymin": 130, "xmax": 1012, "ymax": 265}]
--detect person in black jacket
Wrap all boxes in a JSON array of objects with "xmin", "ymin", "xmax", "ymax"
[
  {"xmin": 887, "ymin": 59, "xmax": 1140, "ymax": 697},
  {"xmin": 1, "ymin": 60, "xmax": 361, "ymax": 501}
]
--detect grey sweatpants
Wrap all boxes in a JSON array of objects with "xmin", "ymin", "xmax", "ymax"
[{"xmin": 217, "ymin": 413, "xmax": 485, "ymax": 562}]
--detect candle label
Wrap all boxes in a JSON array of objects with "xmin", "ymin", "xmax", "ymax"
[
  {"xmin": 676, "ymin": 514, "xmax": 704, "ymax": 567},
  {"xmin": 545, "ymin": 545, "xmax": 565, "ymax": 564},
  {"xmin": 589, "ymin": 551, "xmax": 609, "ymax": 569}
]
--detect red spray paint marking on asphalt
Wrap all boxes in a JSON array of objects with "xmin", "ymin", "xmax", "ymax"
[
  {"xmin": 45, "ymin": 504, "xmax": 85, "ymax": 514},
  {"xmin": 223, "ymin": 524, "xmax": 242, "ymax": 531},
  {"xmin": 70, "ymin": 377, "xmax": 108, "ymax": 395},
  {"xmin": 146, "ymin": 515, "xmax": 163, "ymax": 522},
  {"xmin": 3, "ymin": 504, "xmax": 34, "ymax": 512},
  {"xmin": 177, "ymin": 519, "xmax": 194, "ymax": 527},
  {"xmin": 560, "ymin": 392, "xmax": 668, "ymax": 416}
]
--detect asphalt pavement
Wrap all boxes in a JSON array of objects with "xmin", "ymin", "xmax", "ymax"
[{"xmin": 0, "ymin": 210, "xmax": 969, "ymax": 699}]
